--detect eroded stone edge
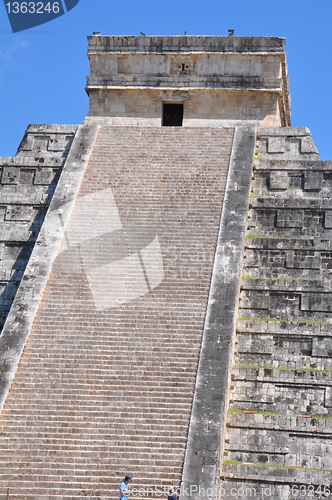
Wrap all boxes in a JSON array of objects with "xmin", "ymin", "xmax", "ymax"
[
  {"xmin": 0, "ymin": 123, "xmax": 100, "ymax": 414},
  {"xmin": 180, "ymin": 126, "xmax": 256, "ymax": 500}
]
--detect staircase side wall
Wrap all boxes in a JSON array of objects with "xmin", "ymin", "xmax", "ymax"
[
  {"xmin": 0, "ymin": 125, "xmax": 77, "ymax": 333},
  {"xmin": 180, "ymin": 126, "xmax": 256, "ymax": 500},
  {"xmin": 0, "ymin": 123, "xmax": 99, "ymax": 414}
]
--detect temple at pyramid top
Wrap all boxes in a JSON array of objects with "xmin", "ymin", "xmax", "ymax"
[{"xmin": 86, "ymin": 35, "xmax": 292, "ymax": 127}]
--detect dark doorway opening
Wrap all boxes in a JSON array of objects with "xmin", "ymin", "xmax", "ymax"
[{"xmin": 162, "ymin": 103, "xmax": 183, "ymax": 127}]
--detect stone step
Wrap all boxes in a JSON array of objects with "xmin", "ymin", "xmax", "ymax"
[
  {"xmin": 0, "ymin": 436, "xmax": 185, "ymax": 456},
  {"xmin": 13, "ymin": 344, "xmax": 199, "ymax": 350},
  {"xmin": 4, "ymin": 398, "xmax": 193, "ymax": 409},
  {"xmin": 0, "ymin": 487, "xmax": 178, "ymax": 498},
  {"xmin": 12, "ymin": 370, "xmax": 196, "ymax": 379},
  {"xmin": 8, "ymin": 384, "xmax": 193, "ymax": 393},
  {"xmin": 0, "ymin": 474, "xmax": 182, "ymax": 486},
  {"xmin": 7, "ymin": 396, "xmax": 192, "ymax": 411},
  {"xmin": 0, "ymin": 489, "xmax": 177, "ymax": 500},
  {"xmin": 0, "ymin": 429, "xmax": 187, "ymax": 439},
  {"xmin": 0, "ymin": 455, "xmax": 185, "ymax": 466},
  {"xmin": 14, "ymin": 354, "xmax": 197, "ymax": 362},
  {"xmin": 26, "ymin": 334, "xmax": 202, "ymax": 341}
]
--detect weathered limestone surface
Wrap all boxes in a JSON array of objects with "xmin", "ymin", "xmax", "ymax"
[
  {"xmin": 87, "ymin": 88, "xmax": 281, "ymax": 128},
  {"xmin": 0, "ymin": 124, "xmax": 77, "ymax": 332},
  {"xmin": 0, "ymin": 35, "xmax": 330, "ymax": 500},
  {"xmin": 0, "ymin": 126, "xmax": 234, "ymax": 498},
  {"xmin": 86, "ymin": 35, "xmax": 291, "ymax": 127},
  {"xmin": 223, "ymin": 127, "xmax": 332, "ymax": 499},
  {"xmin": 181, "ymin": 126, "xmax": 256, "ymax": 500}
]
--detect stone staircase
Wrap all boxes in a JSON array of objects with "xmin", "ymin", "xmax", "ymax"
[{"xmin": 0, "ymin": 126, "xmax": 234, "ymax": 499}]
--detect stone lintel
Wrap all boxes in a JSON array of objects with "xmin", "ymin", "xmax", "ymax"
[
  {"xmin": 24, "ymin": 124, "xmax": 78, "ymax": 134},
  {"xmin": 0, "ymin": 156, "xmax": 67, "ymax": 168},
  {"xmin": 258, "ymin": 126, "xmax": 313, "ymax": 137},
  {"xmin": 87, "ymin": 35, "xmax": 286, "ymax": 54},
  {"xmin": 86, "ymin": 79, "xmax": 282, "ymax": 88}
]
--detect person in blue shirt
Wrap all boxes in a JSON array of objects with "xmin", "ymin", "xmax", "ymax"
[
  {"xmin": 119, "ymin": 475, "xmax": 132, "ymax": 500},
  {"xmin": 168, "ymin": 486, "xmax": 176, "ymax": 500}
]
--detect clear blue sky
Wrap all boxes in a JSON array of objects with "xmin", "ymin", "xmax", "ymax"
[{"xmin": 0, "ymin": 0, "xmax": 331, "ymax": 158}]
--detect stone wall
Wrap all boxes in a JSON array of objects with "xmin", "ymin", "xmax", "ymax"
[
  {"xmin": 86, "ymin": 35, "xmax": 291, "ymax": 127},
  {"xmin": 90, "ymin": 53, "xmax": 282, "ymax": 78},
  {"xmin": 87, "ymin": 88, "xmax": 281, "ymax": 127},
  {"xmin": 223, "ymin": 127, "xmax": 332, "ymax": 499},
  {"xmin": 0, "ymin": 124, "xmax": 77, "ymax": 333}
]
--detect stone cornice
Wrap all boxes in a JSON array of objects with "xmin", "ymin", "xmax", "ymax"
[{"xmin": 87, "ymin": 35, "xmax": 286, "ymax": 54}]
